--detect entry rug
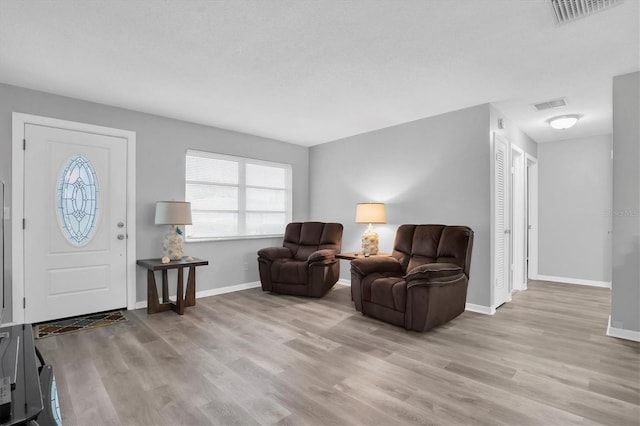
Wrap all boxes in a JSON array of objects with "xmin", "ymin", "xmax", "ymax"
[{"xmin": 34, "ymin": 310, "xmax": 127, "ymax": 339}]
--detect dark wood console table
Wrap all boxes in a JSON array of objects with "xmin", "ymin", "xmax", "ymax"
[{"xmin": 136, "ymin": 257, "xmax": 208, "ymax": 315}]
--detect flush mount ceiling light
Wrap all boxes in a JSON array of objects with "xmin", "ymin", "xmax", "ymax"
[{"xmin": 547, "ymin": 114, "xmax": 581, "ymax": 130}]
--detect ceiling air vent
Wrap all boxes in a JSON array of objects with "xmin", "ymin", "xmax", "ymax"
[
  {"xmin": 532, "ymin": 97, "xmax": 567, "ymax": 111},
  {"xmin": 550, "ymin": 0, "xmax": 622, "ymax": 24}
]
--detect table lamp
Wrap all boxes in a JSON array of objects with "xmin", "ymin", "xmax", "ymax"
[
  {"xmin": 154, "ymin": 201, "xmax": 192, "ymax": 260},
  {"xmin": 356, "ymin": 202, "xmax": 386, "ymax": 255}
]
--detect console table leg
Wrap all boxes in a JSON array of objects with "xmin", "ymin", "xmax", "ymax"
[
  {"xmin": 162, "ymin": 270, "xmax": 169, "ymax": 303},
  {"xmin": 176, "ymin": 267, "xmax": 185, "ymax": 315},
  {"xmin": 147, "ymin": 270, "xmax": 160, "ymax": 314},
  {"xmin": 185, "ymin": 266, "xmax": 196, "ymax": 307}
]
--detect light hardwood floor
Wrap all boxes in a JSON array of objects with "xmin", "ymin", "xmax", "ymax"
[{"xmin": 37, "ymin": 280, "xmax": 640, "ymax": 426}]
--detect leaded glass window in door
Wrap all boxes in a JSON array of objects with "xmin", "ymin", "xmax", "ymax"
[{"xmin": 57, "ymin": 155, "xmax": 100, "ymax": 246}]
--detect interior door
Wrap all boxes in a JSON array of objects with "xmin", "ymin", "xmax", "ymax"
[
  {"xmin": 493, "ymin": 134, "xmax": 510, "ymax": 308},
  {"xmin": 23, "ymin": 124, "xmax": 127, "ymax": 323}
]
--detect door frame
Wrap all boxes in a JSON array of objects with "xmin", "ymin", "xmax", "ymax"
[
  {"xmin": 511, "ymin": 144, "xmax": 526, "ymax": 292},
  {"xmin": 11, "ymin": 113, "xmax": 137, "ymax": 324},
  {"xmin": 525, "ymin": 153, "xmax": 539, "ymax": 281}
]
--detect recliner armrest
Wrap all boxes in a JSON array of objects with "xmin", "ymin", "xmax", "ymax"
[
  {"xmin": 351, "ymin": 256, "xmax": 403, "ymax": 276},
  {"xmin": 405, "ymin": 262, "xmax": 463, "ymax": 279},
  {"xmin": 405, "ymin": 263, "xmax": 466, "ymax": 288},
  {"xmin": 257, "ymin": 247, "xmax": 293, "ymax": 261},
  {"xmin": 308, "ymin": 249, "xmax": 337, "ymax": 265}
]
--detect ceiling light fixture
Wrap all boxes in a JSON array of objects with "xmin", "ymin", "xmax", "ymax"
[{"xmin": 547, "ymin": 114, "xmax": 581, "ymax": 130}]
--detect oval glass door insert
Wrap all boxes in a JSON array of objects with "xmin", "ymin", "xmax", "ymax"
[{"xmin": 57, "ymin": 155, "xmax": 100, "ymax": 246}]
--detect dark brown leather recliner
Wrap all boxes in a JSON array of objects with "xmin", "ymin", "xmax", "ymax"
[
  {"xmin": 258, "ymin": 222, "xmax": 343, "ymax": 297},
  {"xmin": 351, "ymin": 224, "xmax": 474, "ymax": 331}
]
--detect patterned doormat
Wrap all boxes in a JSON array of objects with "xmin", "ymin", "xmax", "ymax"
[{"xmin": 34, "ymin": 310, "xmax": 127, "ymax": 339}]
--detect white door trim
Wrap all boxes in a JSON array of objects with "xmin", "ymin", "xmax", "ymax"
[
  {"xmin": 12, "ymin": 113, "xmax": 137, "ymax": 324},
  {"xmin": 511, "ymin": 144, "xmax": 526, "ymax": 292}
]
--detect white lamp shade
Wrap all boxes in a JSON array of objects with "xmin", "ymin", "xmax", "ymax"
[
  {"xmin": 154, "ymin": 201, "xmax": 192, "ymax": 225},
  {"xmin": 355, "ymin": 202, "xmax": 386, "ymax": 224}
]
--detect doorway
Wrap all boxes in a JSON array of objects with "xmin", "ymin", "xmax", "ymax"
[
  {"xmin": 511, "ymin": 145, "xmax": 526, "ymax": 292},
  {"xmin": 525, "ymin": 154, "xmax": 539, "ymax": 282},
  {"xmin": 492, "ymin": 133, "xmax": 538, "ymax": 311}
]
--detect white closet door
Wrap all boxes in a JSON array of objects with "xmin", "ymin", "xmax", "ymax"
[{"xmin": 494, "ymin": 134, "xmax": 510, "ymax": 308}]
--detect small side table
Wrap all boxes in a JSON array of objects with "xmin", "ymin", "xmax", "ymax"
[
  {"xmin": 336, "ymin": 252, "xmax": 392, "ymax": 260},
  {"xmin": 136, "ymin": 257, "xmax": 209, "ymax": 315}
]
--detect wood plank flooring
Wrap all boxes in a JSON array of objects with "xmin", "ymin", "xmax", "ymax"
[{"xmin": 36, "ymin": 280, "xmax": 640, "ymax": 425}]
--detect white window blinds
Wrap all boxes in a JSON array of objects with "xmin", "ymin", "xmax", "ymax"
[{"xmin": 185, "ymin": 150, "xmax": 292, "ymax": 240}]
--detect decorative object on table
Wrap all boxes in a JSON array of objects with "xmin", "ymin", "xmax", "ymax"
[
  {"xmin": 355, "ymin": 202, "xmax": 386, "ymax": 255},
  {"xmin": 34, "ymin": 310, "xmax": 127, "ymax": 339},
  {"xmin": 154, "ymin": 201, "xmax": 192, "ymax": 260},
  {"xmin": 161, "ymin": 256, "xmax": 170, "ymax": 264}
]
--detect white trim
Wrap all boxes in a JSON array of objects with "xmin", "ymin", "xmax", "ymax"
[
  {"xmin": 134, "ymin": 281, "xmax": 262, "ymax": 310},
  {"xmin": 537, "ymin": 274, "xmax": 611, "ymax": 288},
  {"xmin": 606, "ymin": 316, "xmax": 640, "ymax": 342},
  {"xmin": 337, "ymin": 278, "xmax": 351, "ymax": 286},
  {"xmin": 465, "ymin": 303, "xmax": 496, "ymax": 315},
  {"xmin": 11, "ymin": 113, "xmax": 137, "ymax": 323}
]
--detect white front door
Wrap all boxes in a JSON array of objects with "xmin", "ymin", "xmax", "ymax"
[{"xmin": 23, "ymin": 124, "xmax": 128, "ymax": 323}]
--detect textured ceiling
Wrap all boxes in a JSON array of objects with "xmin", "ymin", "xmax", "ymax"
[{"xmin": 0, "ymin": 0, "xmax": 638, "ymax": 146}]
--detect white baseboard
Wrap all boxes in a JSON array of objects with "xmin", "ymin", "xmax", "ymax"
[
  {"xmin": 536, "ymin": 274, "xmax": 611, "ymax": 289},
  {"xmin": 196, "ymin": 281, "xmax": 262, "ymax": 298},
  {"xmin": 337, "ymin": 278, "xmax": 351, "ymax": 286},
  {"xmin": 134, "ymin": 281, "xmax": 262, "ymax": 310},
  {"xmin": 465, "ymin": 303, "xmax": 495, "ymax": 315},
  {"xmin": 606, "ymin": 316, "xmax": 640, "ymax": 342}
]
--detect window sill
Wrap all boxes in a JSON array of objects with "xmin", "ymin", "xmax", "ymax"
[{"xmin": 185, "ymin": 234, "xmax": 284, "ymax": 243}]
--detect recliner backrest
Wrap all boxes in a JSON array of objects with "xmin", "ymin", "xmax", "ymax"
[
  {"xmin": 283, "ymin": 222, "xmax": 343, "ymax": 261},
  {"xmin": 391, "ymin": 224, "xmax": 473, "ymax": 276}
]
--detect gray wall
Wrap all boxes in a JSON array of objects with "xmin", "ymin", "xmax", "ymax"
[
  {"xmin": 0, "ymin": 83, "xmax": 309, "ymax": 321},
  {"xmin": 611, "ymin": 71, "xmax": 640, "ymax": 333},
  {"xmin": 309, "ymin": 104, "xmax": 492, "ymax": 307},
  {"xmin": 537, "ymin": 135, "xmax": 613, "ymax": 282}
]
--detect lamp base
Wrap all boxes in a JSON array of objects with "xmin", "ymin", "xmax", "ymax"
[
  {"xmin": 162, "ymin": 225, "xmax": 184, "ymax": 260},
  {"xmin": 361, "ymin": 227, "xmax": 379, "ymax": 255}
]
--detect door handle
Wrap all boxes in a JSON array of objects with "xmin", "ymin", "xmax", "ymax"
[{"xmin": 117, "ymin": 234, "xmax": 125, "ymax": 240}]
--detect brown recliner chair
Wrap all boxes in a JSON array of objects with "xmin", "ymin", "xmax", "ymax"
[
  {"xmin": 351, "ymin": 224, "xmax": 474, "ymax": 331},
  {"xmin": 258, "ymin": 222, "xmax": 343, "ymax": 297}
]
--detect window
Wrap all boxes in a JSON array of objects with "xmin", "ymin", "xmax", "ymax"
[{"xmin": 185, "ymin": 150, "xmax": 292, "ymax": 240}]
